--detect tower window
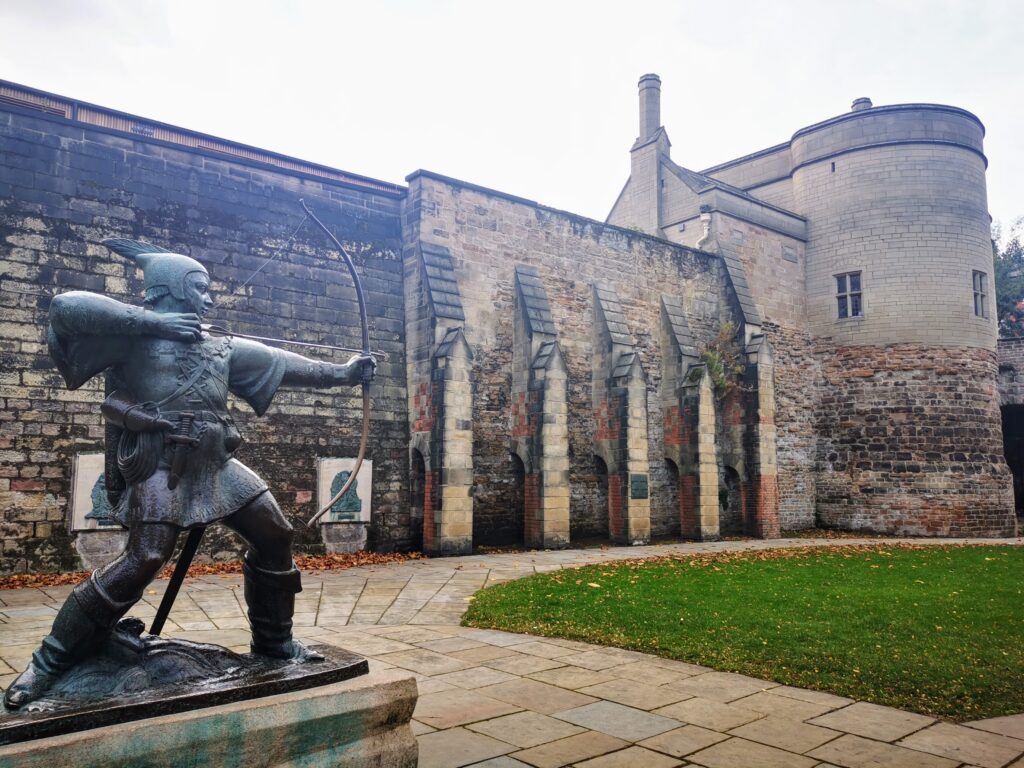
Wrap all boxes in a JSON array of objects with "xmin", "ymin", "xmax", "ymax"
[
  {"xmin": 836, "ymin": 272, "xmax": 862, "ymax": 319},
  {"xmin": 973, "ymin": 270, "xmax": 988, "ymax": 318}
]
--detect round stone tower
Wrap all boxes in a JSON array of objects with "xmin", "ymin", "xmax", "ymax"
[{"xmin": 792, "ymin": 101, "xmax": 1015, "ymax": 536}]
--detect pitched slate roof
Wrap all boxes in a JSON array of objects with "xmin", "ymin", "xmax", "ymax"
[
  {"xmin": 593, "ymin": 283, "xmax": 634, "ymax": 346},
  {"xmin": 420, "ymin": 242, "xmax": 465, "ymax": 321},
  {"xmin": 661, "ymin": 295, "xmax": 699, "ymax": 359},
  {"xmin": 514, "ymin": 265, "xmax": 557, "ymax": 336}
]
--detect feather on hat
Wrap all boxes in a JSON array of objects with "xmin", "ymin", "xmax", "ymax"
[{"xmin": 102, "ymin": 238, "xmax": 208, "ymax": 300}]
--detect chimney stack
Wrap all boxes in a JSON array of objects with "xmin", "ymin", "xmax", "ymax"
[
  {"xmin": 851, "ymin": 97, "xmax": 873, "ymax": 112},
  {"xmin": 638, "ymin": 73, "xmax": 661, "ymax": 140}
]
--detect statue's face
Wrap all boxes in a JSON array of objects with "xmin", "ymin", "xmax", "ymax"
[{"xmin": 183, "ymin": 272, "xmax": 214, "ymax": 316}]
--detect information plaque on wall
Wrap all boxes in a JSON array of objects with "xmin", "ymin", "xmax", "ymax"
[{"xmin": 630, "ymin": 473, "xmax": 649, "ymax": 500}]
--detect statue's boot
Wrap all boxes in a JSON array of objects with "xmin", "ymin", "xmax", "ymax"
[
  {"xmin": 3, "ymin": 576, "xmax": 132, "ymax": 709},
  {"xmin": 243, "ymin": 554, "xmax": 324, "ymax": 662}
]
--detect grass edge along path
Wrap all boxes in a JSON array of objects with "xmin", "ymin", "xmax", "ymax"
[{"xmin": 462, "ymin": 543, "xmax": 1023, "ymax": 722}]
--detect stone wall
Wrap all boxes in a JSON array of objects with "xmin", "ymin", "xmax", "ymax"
[
  {"xmin": 815, "ymin": 344, "xmax": 1015, "ymax": 536},
  {"xmin": 998, "ymin": 337, "xmax": 1024, "ymax": 406},
  {"xmin": 404, "ymin": 171, "xmax": 739, "ymax": 546},
  {"xmin": 762, "ymin": 322, "xmax": 818, "ymax": 530},
  {"xmin": 0, "ymin": 105, "xmax": 409, "ymax": 572}
]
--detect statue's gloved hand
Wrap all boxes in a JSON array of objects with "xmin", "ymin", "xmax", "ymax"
[
  {"xmin": 144, "ymin": 311, "xmax": 202, "ymax": 341},
  {"xmin": 103, "ymin": 392, "xmax": 178, "ymax": 433},
  {"xmin": 334, "ymin": 354, "xmax": 376, "ymax": 386}
]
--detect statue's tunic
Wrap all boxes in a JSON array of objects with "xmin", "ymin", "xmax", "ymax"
[{"xmin": 50, "ymin": 325, "xmax": 292, "ymax": 529}]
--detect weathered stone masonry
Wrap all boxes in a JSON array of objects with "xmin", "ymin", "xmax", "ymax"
[
  {"xmin": 609, "ymin": 73, "xmax": 1015, "ymax": 539},
  {"xmin": 402, "ymin": 170, "xmax": 764, "ymax": 549},
  {"xmin": 2, "ymin": 74, "xmax": 1017, "ymax": 572},
  {"xmin": 0, "ymin": 98, "xmax": 410, "ymax": 571},
  {"xmin": 816, "ymin": 345, "xmax": 1013, "ymax": 536}
]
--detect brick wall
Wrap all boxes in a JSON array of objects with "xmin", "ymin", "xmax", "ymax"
[
  {"xmin": 815, "ymin": 344, "xmax": 1015, "ymax": 536},
  {"xmin": 0, "ymin": 106, "xmax": 409, "ymax": 572}
]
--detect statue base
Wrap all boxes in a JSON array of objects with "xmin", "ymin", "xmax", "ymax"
[
  {"xmin": 0, "ymin": 619, "xmax": 368, "ymax": 745},
  {"xmin": 0, "ymin": 668, "xmax": 418, "ymax": 767}
]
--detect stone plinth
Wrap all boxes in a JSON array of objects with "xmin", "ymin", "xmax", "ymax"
[
  {"xmin": 320, "ymin": 521, "xmax": 369, "ymax": 554},
  {"xmin": 0, "ymin": 668, "xmax": 418, "ymax": 768}
]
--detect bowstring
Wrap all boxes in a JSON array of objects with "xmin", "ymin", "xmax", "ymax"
[{"xmin": 235, "ymin": 212, "xmax": 309, "ymax": 294}]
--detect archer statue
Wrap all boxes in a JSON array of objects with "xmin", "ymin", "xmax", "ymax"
[{"xmin": 3, "ymin": 238, "xmax": 375, "ymax": 710}]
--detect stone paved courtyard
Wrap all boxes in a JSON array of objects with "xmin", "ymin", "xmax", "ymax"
[{"xmin": 3, "ymin": 537, "xmax": 1023, "ymax": 767}]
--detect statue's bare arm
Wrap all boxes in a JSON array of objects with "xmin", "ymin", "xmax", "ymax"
[{"xmin": 50, "ymin": 292, "xmax": 201, "ymax": 341}]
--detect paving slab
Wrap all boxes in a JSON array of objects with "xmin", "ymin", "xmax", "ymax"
[
  {"xmin": 526, "ymin": 665, "xmax": 620, "ymax": 691},
  {"xmin": 466, "ymin": 757, "xmax": 534, "ymax": 767},
  {"xmin": 638, "ymin": 724, "xmax": 730, "ymax": 758},
  {"xmin": 466, "ymin": 711, "xmax": 585, "ymax": 749},
  {"xmin": 604, "ymin": 661, "xmax": 691, "ymax": 685},
  {"xmin": 653, "ymin": 696, "xmax": 763, "ymax": 731},
  {"xmin": 966, "ymin": 714, "xmax": 1024, "ymax": 741},
  {"xmin": 554, "ymin": 701, "xmax": 681, "ymax": 741},
  {"xmin": 375, "ymin": 648, "xmax": 472, "ymax": 676},
  {"xmin": 450, "ymin": 645, "xmax": 521, "ymax": 663},
  {"xmin": 897, "ymin": 722, "xmax": 1024, "ymax": 768},
  {"xmin": 482, "ymin": 653, "xmax": 567, "ymax": 675},
  {"xmin": 687, "ymin": 736, "xmax": 818, "ymax": 767},
  {"xmin": 417, "ymin": 726, "xmax": 515, "ymax": 768},
  {"xmin": 578, "ymin": 678, "xmax": 691, "ymax": 710},
  {"xmin": 552, "ymin": 650, "xmax": 627, "ymax": 671},
  {"xmin": 414, "ymin": 689, "xmax": 523, "ymax": 729},
  {"xmin": 727, "ymin": 714, "xmax": 842, "ymax": 753},
  {"xmin": 809, "ymin": 733, "xmax": 961, "ymax": 767},
  {"xmin": 666, "ymin": 670, "xmax": 777, "ymax": 702},
  {"xmin": 754, "ymin": 684, "xmax": 853, "ymax": 709},
  {"xmin": 435, "ymin": 666, "xmax": 519, "ymax": 690},
  {"xmin": 510, "ymin": 731, "xmax": 630, "ymax": 768},
  {"xmin": 731, "ymin": 690, "xmax": 842, "ymax": 721},
  {"xmin": 477, "ymin": 679, "xmax": 598, "ymax": 715},
  {"xmin": 809, "ymin": 701, "xmax": 936, "ymax": 743},
  {"xmin": 509, "ymin": 641, "xmax": 575, "ymax": 659},
  {"xmin": 573, "ymin": 745, "xmax": 683, "ymax": 767}
]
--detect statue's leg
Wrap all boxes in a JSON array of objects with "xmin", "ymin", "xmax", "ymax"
[
  {"xmin": 222, "ymin": 492, "xmax": 322, "ymax": 662},
  {"xmin": 3, "ymin": 523, "xmax": 178, "ymax": 710}
]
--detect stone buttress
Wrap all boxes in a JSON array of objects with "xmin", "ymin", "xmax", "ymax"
[
  {"xmin": 511, "ymin": 266, "xmax": 570, "ymax": 548},
  {"xmin": 661, "ymin": 295, "xmax": 720, "ymax": 540},
  {"xmin": 405, "ymin": 242, "xmax": 474, "ymax": 555},
  {"xmin": 592, "ymin": 283, "xmax": 651, "ymax": 545},
  {"xmin": 742, "ymin": 334, "xmax": 781, "ymax": 537}
]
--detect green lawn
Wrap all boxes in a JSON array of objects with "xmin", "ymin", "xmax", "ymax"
[{"xmin": 462, "ymin": 545, "xmax": 1024, "ymax": 721}]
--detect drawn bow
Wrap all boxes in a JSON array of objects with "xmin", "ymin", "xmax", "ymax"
[{"xmin": 297, "ymin": 199, "xmax": 373, "ymax": 527}]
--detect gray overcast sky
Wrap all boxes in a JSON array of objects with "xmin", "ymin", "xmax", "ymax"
[{"xmin": 1, "ymin": 0, "xmax": 1021, "ymax": 235}]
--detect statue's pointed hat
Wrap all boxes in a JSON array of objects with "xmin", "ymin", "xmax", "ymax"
[{"xmin": 102, "ymin": 239, "xmax": 208, "ymax": 300}]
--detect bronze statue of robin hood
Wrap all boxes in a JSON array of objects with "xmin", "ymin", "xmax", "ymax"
[{"xmin": 3, "ymin": 239, "xmax": 375, "ymax": 710}]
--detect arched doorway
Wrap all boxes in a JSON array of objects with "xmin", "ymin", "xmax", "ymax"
[
  {"xmin": 1002, "ymin": 405, "xmax": 1024, "ymax": 516},
  {"xmin": 719, "ymin": 466, "xmax": 743, "ymax": 535},
  {"xmin": 664, "ymin": 458, "xmax": 681, "ymax": 537},
  {"xmin": 410, "ymin": 449, "xmax": 426, "ymax": 551},
  {"xmin": 505, "ymin": 453, "xmax": 526, "ymax": 547}
]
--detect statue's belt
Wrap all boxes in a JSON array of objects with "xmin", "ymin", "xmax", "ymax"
[{"xmin": 160, "ymin": 410, "xmax": 229, "ymax": 425}]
